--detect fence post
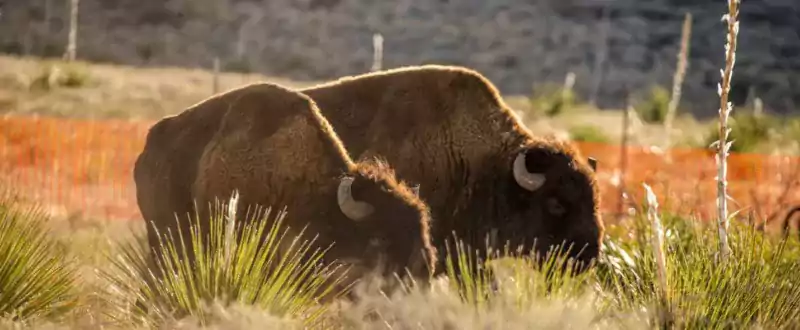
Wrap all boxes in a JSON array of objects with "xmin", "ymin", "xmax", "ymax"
[
  {"xmin": 212, "ymin": 57, "xmax": 220, "ymax": 94},
  {"xmin": 64, "ymin": 0, "xmax": 79, "ymax": 61},
  {"xmin": 371, "ymin": 33, "xmax": 384, "ymax": 72}
]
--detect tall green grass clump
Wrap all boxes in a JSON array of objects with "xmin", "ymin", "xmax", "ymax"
[
  {"xmin": 0, "ymin": 194, "xmax": 80, "ymax": 323},
  {"xmin": 703, "ymin": 113, "xmax": 778, "ymax": 153},
  {"xmin": 444, "ymin": 238, "xmax": 597, "ymax": 308},
  {"xmin": 529, "ymin": 82, "xmax": 578, "ymax": 118},
  {"xmin": 568, "ymin": 124, "xmax": 611, "ymax": 143},
  {"xmin": 28, "ymin": 61, "xmax": 92, "ymax": 91},
  {"xmin": 338, "ymin": 236, "xmax": 651, "ymax": 329},
  {"xmin": 598, "ymin": 209, "xmax": 800, "ymax": 329},
  {"xmin": 100, "ymin": 192, "xmax": 348, "ymax": 328},
  {"xmin": 635, "ymin": 86, "xmax": 670, "ymax": 124}
]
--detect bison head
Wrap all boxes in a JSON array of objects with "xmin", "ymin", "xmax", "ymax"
[
  {"xmin": 493, "ymin": 141, "xmax": 602, "ymax": 272},
  {"xmin": 333, "ymin": 160, "xmax": 437, "ymax": 280}
]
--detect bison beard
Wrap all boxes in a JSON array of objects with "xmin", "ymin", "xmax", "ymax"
[
  {"xmin": 133, "ymin": 82, "xmax": 437, "ymax": 300},
  {"xmin": 300, "ymin": 64, "xmax": 604, "ymax": 276}
]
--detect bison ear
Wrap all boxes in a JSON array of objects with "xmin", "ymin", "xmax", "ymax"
[{"xmin": 587, "ymin": 157, "xmax": 597, "ymax": 172}]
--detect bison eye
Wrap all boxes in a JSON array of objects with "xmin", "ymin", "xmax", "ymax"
[{"xmin": 546, "ymin": 198, "xmax": 566, "ymax": 216}]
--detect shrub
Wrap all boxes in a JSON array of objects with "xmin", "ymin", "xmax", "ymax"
[
  {"xmin": 568, "ymin": 125, "xmax": 611, "ymax": 143},
  {"xmin": 703, "ymin": 113, "xmax": 778, "ymax": 153},
  {"xmin": 337, "ymin": 236, "xmax": 647, "ymax": 329},
  {"xmin": 0, "ymin": 194, "xmax": 80, "ymax": 322},
  {"xmin": 224, "ymin": 59, "xmax": 253, "ymax": 74},
  {"xmin": 781, "ymin": 116, "xmax": 800, "ymax": 144},
  {"xmin": 529, "ymin": 83, "xmax": 578, "ymax": 118},
  {"xmin": 597, "ymin": 210, "xmax": 800, "ymax": 329},
  {"xmin": 28, "ymin": 61, "xmax": 92, "ymax": 91},
  {"xmin": 635, "ymin": 86, "xmax": 671, "ymax": 124},
  {"xmin": 100, "ymin": 192, "xmax": 348, "ymax": 328}
]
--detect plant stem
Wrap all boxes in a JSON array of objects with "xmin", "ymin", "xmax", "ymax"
[{"xmin": 716, "ymin": 0, "xmax": 741, "ymax": 262}]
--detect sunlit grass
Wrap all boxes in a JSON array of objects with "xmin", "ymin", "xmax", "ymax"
[
  {"xmin": 598, "ymin": 210, "xmax": 800, "ymax": 329},
  {"xmin": 0, "ymin": 194, "xmax": 80, "ymax": 323},
  {"xmin": 99, "ymin": 192, "xmax": 349, "ymax": 329}
]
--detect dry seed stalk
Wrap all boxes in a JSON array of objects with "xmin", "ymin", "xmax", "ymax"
[{"xmin": 714, "ymin": 0, "xmax": 741, "ymax": 262}]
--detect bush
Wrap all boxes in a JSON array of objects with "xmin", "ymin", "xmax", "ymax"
[
  {"xmin": 28, "ymin": 61, "xmax": 92, "ymax": 91},
  {"xmin": 335, "ymin": 236, "xmax": 646, "ymax": 329},
  {"xmin": 597, "ymin": 209, "xmax": 800, "ymax": 329},
  {"xmin": 529, "ymin": 83, "xmax": 578, "ymax": 118},
  {"xmin": 406, "ymin": 205, "xmax": 800, "ymax": 329},
  {"xmin": 703, "ymin": 113, "xmax": 778, "ymax": 153},
  {"xmin": 224, "ymin": 59, "xmax": 254, "ymax": 74},
  {"xmin": 635, "ymin": 86, "xmax": 670, "ymax": 124},
  {"xmin": 781, "ymin": 116, "xmax": 800, "ymax": 143},
  {"xmin": 568, "ymin": 125, "xmax": 611, "ymax": 143},
  {"xmin": 100, "ymin": 192, "xmax": 347, "ymax": 328},
  {"xmin": 0, "ymin": 195, "xmax": 80, "ymax": 322}
]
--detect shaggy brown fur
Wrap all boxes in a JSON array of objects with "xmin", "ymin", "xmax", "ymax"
[
  {"xmin": 133, "ymin": 82, "xmax": 437, "ymax": 293},
  {"xmin": 301, "ymin": 65, "xmax": 603, "ymax": 273}
]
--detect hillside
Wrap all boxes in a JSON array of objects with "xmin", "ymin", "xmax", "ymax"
[{"xmin": 2, "ymin": 0, "xmax": 799, "ymax": 118}]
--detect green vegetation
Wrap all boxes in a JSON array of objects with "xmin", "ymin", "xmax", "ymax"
[
  {"xmin": 598, "ymin": 211, "xmax": 800, "ymax": 328},
  {"xmin": 568, "ymin": 124, "xmax": 611, "ymax": 143},
  {"xmin": 702, "ymin": 113, "xmax": 778, "ymax": 153},
  {"xmin": 529, "ymin": 82, "xmax": 578, "ymax": 118},
  {"xmin": 635, "ymin": 86, "xmax": 670, "ymax": 124},
  {"xmin": 0, "ymin": 194, "xmax": 79, "ymax": 323},
  {"xmin": 2, "ymin": 186, "xmax": 799, "ymax": 328},
  {"xmin": 28, "ymin": 61, "xmax": 93, "ymax": 91},
  {"xmin": 100, "ymin": 193, "xmax": 347, "ymax": 329}
]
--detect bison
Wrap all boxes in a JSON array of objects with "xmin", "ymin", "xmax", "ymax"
[
  {"xmin": 757, "ymin": 204, "xmax": 800, "ymax": 240},
  {"xmin": 300, "ymin": 65, "xmax": 603, "ymax": 273},
  {"xmin": 133, "ymin": 82, "xmax": 437, "ymax": 292}
]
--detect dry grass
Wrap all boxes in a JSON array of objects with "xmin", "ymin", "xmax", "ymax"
[
  {"xmin": 0, "ymin": 55, "xmax": 319, "ymax": 120},
  {"xmin": 0, "ymin": 54, "xmax": 718, "ymax": 150}
]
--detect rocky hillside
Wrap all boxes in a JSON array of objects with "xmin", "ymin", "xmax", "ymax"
[{"xmin": 2, "ymin": 0, "xmax": 798, "ymax": 118}]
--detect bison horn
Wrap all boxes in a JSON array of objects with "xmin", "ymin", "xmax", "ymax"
[
  {"xmin": 587, "ymin": 157, "xmax": 598, "ymax": 172},
  {"xmin": 411, "ymin": 184, "xmax": 421, "ymax": 196},
  {"xmin": 337, "ymin": 176, "xmax": 376, "ymax": 221},
  {"xmin": 513, "ymin": 152, "xmax": 546, "ymax": 192}
]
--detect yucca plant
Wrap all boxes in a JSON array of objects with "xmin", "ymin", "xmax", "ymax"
[
  {"xmin": 0, "ymin": 195, "xmax": 79, "ymax": 323},
  {"xmin": 443, "ymin": 235, "xmax": 598, "ymax": 311},
  {"xmin": 99, "ymin": 192, "xmax": 349, "ymax": 328},
  {"xmin": 598, "ymin": 211, "xmax": 800, "ymax": 329}
]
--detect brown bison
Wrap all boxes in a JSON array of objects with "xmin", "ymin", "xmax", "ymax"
[
  {"xmin": 757, "ymin": 205, "xmax": 800, "ymax": 239},
  {"xmin": 300, "ymin": 65, "xmax": 603, "ymax": 272},
  {"xmin": 133, "ymin": 82, "xmax": 437, "ymax": 290}
]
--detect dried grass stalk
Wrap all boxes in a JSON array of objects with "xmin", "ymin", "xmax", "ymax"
[
  {"xmin": 663, "ymin": 12, "xmax": 693, "ymax": 152},
  {"xmin": 714, "ymin": 0, "xmax": 741, "ymax": 262}
]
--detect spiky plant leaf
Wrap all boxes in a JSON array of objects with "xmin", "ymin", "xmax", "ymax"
[
  {"xmin": 443, "ymin": 234, "xmax": 596, "ymax": 311},
  {"xmin": 0, "ymin": 195, "xmax": 79, "ymax": 322},
  {"xmin": 99, "ymin": 194, "xmax": 348, "ymax": 328},
  {"xmin": 596, "ymin": 211, "xmax": 800, "ymax": 329}
]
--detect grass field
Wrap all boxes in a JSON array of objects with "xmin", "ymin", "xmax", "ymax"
[
  {"xmin": 3, "ymin": 185, "xmax": 800, "ymax": 329},
  {"xmin": 0, "ymin": 54, "xmax": 714, "ymax": 148}
]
